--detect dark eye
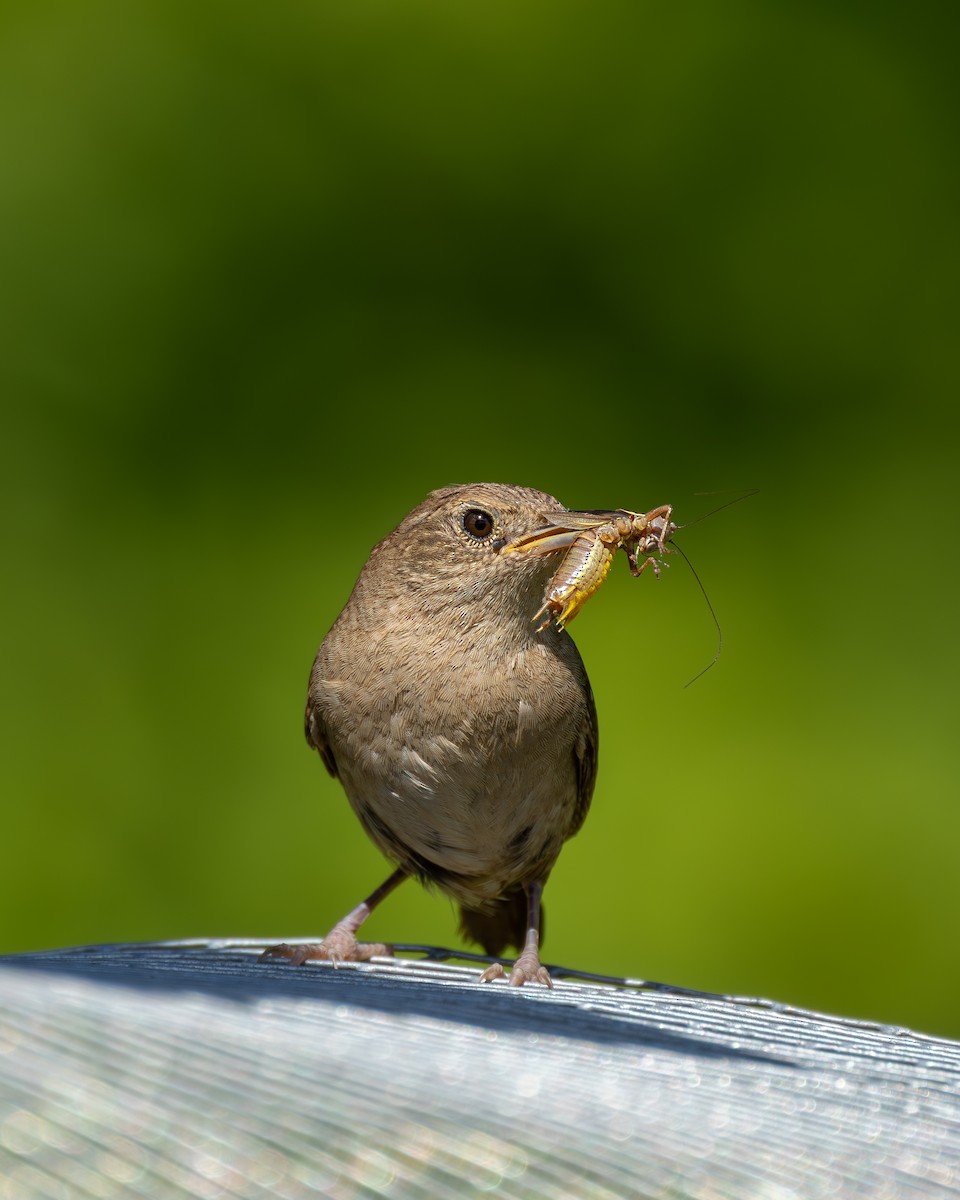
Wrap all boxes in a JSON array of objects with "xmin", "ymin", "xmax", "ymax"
[{"xmin": 462, "ymin": 508, "xmax": 495, "ymax": 540}]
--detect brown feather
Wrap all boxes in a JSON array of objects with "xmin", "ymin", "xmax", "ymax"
[
  {"xmin": 458, "ymin": 888, "xmax": 545, "ymax": 957},
  {"xmin": 304, "ymin": 703, "xmax": 338, "ymax": 779}
]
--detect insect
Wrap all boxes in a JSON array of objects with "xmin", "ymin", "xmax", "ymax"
[{"xmin": 504, "ymin": 504, "xmax": 677, "ymax": 631}]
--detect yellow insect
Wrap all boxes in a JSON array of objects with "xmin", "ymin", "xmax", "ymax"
[{"xmin": 504, "ymin": 504, "xmax": 676, "ymax": 631}]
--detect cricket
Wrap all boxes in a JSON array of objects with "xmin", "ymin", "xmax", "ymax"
[{"xmin": 503, "ymin": 503, "xmax": 677, "ymax": 631}]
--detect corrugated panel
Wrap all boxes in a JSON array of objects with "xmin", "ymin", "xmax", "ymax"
[{"xmin": 0, "ymin": 941, "xmax": 958, "ymax": 1198}]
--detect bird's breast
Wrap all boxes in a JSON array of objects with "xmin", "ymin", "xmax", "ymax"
[{"xmin": 312, "ymin": 630, "xmax": 590, "ymax": 897}]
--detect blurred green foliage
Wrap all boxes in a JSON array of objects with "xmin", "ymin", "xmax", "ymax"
[{"xmin": 2, "ymin": 1, "xmax": 958, "ymax": 1036}]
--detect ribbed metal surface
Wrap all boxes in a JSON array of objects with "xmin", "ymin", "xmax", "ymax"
[{"xmin": 0, "ymin": 941, "xmax": 958, "ymax": 1198}]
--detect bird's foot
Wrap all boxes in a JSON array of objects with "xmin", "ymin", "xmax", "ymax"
[
  {"xmin": 479, "ymin": 949, "xmax": 553, "ymax": 989},
  {"xmin": 259, "ymin": 925, "xmax": 391, "ymax": 967},
  {"xmin": 259, "ymin": 872, "xmax": 405, "ymax": 968}
]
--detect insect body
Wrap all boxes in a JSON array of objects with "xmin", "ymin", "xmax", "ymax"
[
  {"xmin": 535, "ymin": 525, "xmax": 620, "ymax": 630},
  {"xmin": 505, "ymin": 504, "xmax": 676, "ymax": 631}
]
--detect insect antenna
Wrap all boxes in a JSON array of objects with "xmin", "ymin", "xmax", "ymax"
[
  {"xmin": 669, "ymin": 540, "xmax": 723, "ymax": 688},
  {"xmin": 674, "ymin": 487, "xmax": 758, "ymax": 532}
]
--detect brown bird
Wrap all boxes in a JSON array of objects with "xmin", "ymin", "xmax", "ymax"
[{"xmin": 263, "ymin": 482, "xmax": 604, "ymax": 986}]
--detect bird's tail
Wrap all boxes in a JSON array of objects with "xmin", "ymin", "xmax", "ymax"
[{"xmin": 458, "ymin": 886, "xmax": 543, "ymax": 957}]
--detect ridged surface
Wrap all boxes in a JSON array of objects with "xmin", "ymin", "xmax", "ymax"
[{"xmin": 0, "ymin": 942, "xmax": 958, "ymax": 1198}]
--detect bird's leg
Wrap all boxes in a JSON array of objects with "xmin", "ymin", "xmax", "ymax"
[
  {"xmin": 480, "ymin": 880, "xmax": 553, "ymax": 988},
  {"xmin": 259, "ymin": 866, "xmax": 408, "ymax": 967}
]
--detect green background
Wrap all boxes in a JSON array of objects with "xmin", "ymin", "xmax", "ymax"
[{"xmin": 2, "ymin": 2, "xmax": 958, "ymax": 1036}]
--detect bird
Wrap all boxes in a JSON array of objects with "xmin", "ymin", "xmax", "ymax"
[{"xmin": 262, "ymin": 482, "xmax": 601, "ymax": 986}]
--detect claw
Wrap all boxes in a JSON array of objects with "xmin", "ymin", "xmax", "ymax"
[
  {"xmin": 509, "ymin": 961, "xmax": 553, "ymax": 988},
  {"xmin": 478, "ymin": 951, "xmax": 553, "ymax": 989},
  {"xmin": 259, "ymin": 935, "xmax": 391, "ymax": 967}
]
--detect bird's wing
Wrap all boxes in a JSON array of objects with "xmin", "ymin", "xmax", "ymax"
[
  {"xmin": 569, "ymin": 680, "xmax": 599, "ymax": 838},
  {"xmin": 304, "ymin": 702, "xmax": 338, "ymax": 779}
]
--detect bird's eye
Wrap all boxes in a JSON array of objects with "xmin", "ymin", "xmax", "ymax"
[{"xmin": 462, "ymin": 508, "xmax": 495, "ymax": 540}]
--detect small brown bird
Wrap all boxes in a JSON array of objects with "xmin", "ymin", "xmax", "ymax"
[{"xmin": 263, "ymin": 482, "xmax": 607, "ymax": 986}]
